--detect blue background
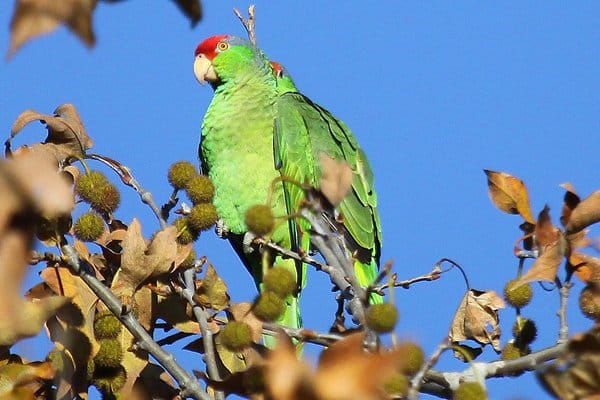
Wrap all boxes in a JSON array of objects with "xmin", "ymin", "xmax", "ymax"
[{"xmin": 1, "ymin": 2, "xmax": 599, "ymax": 399}]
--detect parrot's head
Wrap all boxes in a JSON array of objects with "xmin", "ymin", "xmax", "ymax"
[
  {"xmin": 269, "ymin": 60, "xmax": 298, "ymax": 94},
  {"xmin": 194, "ymin": 34, "xmax": 254, "ymax": 86}
]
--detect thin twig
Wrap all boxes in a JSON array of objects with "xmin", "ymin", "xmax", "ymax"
[
  {"xmin": 86, "ymin": 153, "xmax": 167, "ymax": 229},
  {"xmin": 177, "ymin": 267, "xmax": 224, "ymax": 400},
  {"xmin": 262, "ymin": 322, "xmax": 343, "ymax": 347},
  {"xmin": 255, "ymin": 237, "xmax": 329, "ymax": 271},
  {"xmin": 371, "ymin": 269, "xmax": 442, "ymax": 294},
  {"xmin": 161, "ymin": 188, "xmax": 180, "ymax": 222},
  {"xmin": 60, "ymin": 243, "xmax": 209, "ymax": 400},
  {"xmin": 557, "ymin": 280, "xmax": 571, "ymax": 343},
  {"xmin": 409, "ymin": 338, "xmax": 451, "ymax": 399},
  {"xmin": 233, "ymin": 5, "xmax": 257, "ymax": 46}
]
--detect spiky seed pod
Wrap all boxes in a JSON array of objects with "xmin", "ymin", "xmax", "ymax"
[
  {"xmin": 185, "ymin": 174, "xmax": 215, "ymax": 204},
  {"xmin": 365, "ymin": 303, "xmax": 398, "ymax": 333},
  {"xmin": 168, "ymin": 161, "xmax": 197, "ymax": 190},
  {"xmin": 94, "ymin": 339, "xmax": 123, "ymax": 369},
  {"xmin": 396, "ymin": 341, "xmax": 424, "ymax": 375},
  {"xmin": 500, "ymin": 342, "xmax": 521, "ymax": 361},
  {"xmin": 453, "ymin": 382, "xmax": 487, "ymax": 400},
  {"xmin": 47, "ymin": 348, "xmax": 70, "ymax": 374},
  {"xmin": 93, "ymin": 310, "xmax": 122, "ymax": 339},
  {"xmin": 253, "ymin": 291, "xmax": 285, "ymax": 322},
  {"xmin": 245, "ymin": 205, "xmax": 275, "ymax": 236},
  {"xmin": 173, "ymin": 217, "xmax": 199, "ymax": 245},
  {"xmin": 220, "ymin": 321, "xmax": 253, "ymax": 352},
  {"xmin": 90, "ymin": 183, "xmax": 121, "ymax": 214},
  {"xmin": 75, "ymin": 171, "xmax": 109, "ymax": 204},
  {"xmin": 503, "ymin": 279, "xmax": 533, "ymax": 308},
  {"xmin": 73, "ymin": 212, "xmax": 105, "ymax": 242},
  {"xmin": 579, "ymin": 284, "xmax": 600, "ymax": 321},
  {"xmin": 188, "ymin": 203, "xmax": 218, "ymax": 231},
  {"xmin": 92, "ymin": 366, "xmax": 127, "ymax": 393},
  {"xmin": 512, "ymin": 318, "xmax": 538, "ymax": 345},
  {"xmin": 263, "ymin": 267, "xmax": 296, "ymax": 298},
  {"xmin": 180, "ymin": 248, "xmax": 196, "ymax": 268},
  {"xmin": 383, "ymin": 372, "xmax": 409, "ymax": 397}
]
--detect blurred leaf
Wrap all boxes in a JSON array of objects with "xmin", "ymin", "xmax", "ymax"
[
  {"xmin": 484, "ymin": 170, "xmax": 534, "ymax": 223},
  {"xmin": 8, "ymin": 0, "xmax": 97, "ymax": 58},
  {"xmin": 448, "ymin": 289, "xmax": 505, "ymax": 353},
  {"xmin": 0, "ymin": 361, "xmax": 55, "ymax": 399},
  {"xmin": 195, "ymin": 264, "xmax": 230, "ymax": 311},
  {"xmin": 264, "ymin": 333, "xmax": 313, "ymax": 400},
  {"xmin": 319, "ymin": 154, "xmax": 353, "ymax": 207},
  {"xmin": 565, "ymin": 190, "xmax": 600, "ymax": 234},
  {"xmin": 131, "ymin": 363, "xmax": 179, "ymax": 400},
  {"xmin": 560, "ymin": 183, "xmax": 580, "ymax": 228},
  {"xmin": 569, "ymin": 252, "xmax": 600, "ymax": 283},
  {"xmin": 538, "ymin": 326, "xmax": 600, "ymax": 400},
  {"xmin": 172, "ymin": 0, "xmax": 202, "ymax": 26}
]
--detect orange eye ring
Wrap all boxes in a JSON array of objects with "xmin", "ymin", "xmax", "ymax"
[{"xmin": 217, "ymin": 42, "xmax": 229, "ymax": 52}]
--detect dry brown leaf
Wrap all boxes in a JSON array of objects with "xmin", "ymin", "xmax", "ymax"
[
  {"xmin": 566, "ymin": 190, "xmax": 600, "ymax": 234},
  {"xmin": 195, "ymin": 264, "xmax": 230, "ymax": 312},
  {"xmin": 264, "ymin": 333, "xmax": 313, "ymax": 400},
  {"xmin": 539, "ymin": 326, "xmax": 600, "ymax": 400},
  {"xmin": 448, "ymin": 289, "xmax": 505, "ymax": 352},
  {"xmin": 9, "ymin": 104, "xmax": 93, "ymax": 162},
  {"xmin": 315, "ymin": 332, "xmax": 400, "ymax": 400},
  {"xmin": 484, "ymin": 170, "xmax": 535, "ymax": 223},
  {"xmin": 8, "ymin": 0, "xmax": 97, "ymax": 58},
  {"xmin": 319, "ymin": 153, "xmax": 353, "ymax": 207},
  {"xmin": 560, "ymin": 183, "xmax": 580, "ymax": 228},
  {"xmin": 131, "ymin": 363, "xmax": 179, "ymax": 400},
  {"xmin": 0, "ymin": 231, "xmax": 68, "ymax": 346},
  {"xmin": 516, "ymin": 207, "xmax": 568, "ymax": 286},
  {"xmin": 0, "ymin": 361, "xmax": 55, "ymax": 399},
  {"xmin": 173, "ymin": 0, "xmax": 202, "ymax": 26},
  {"xmin": 569, "ymin": 252, "xmax": 600, "ymax": 283}
]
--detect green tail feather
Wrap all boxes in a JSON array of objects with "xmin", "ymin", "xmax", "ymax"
[{"xmin": 355, "ymin": 259, "xmax": 383, "ymax": 305}]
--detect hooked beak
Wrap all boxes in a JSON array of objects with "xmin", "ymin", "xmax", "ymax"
[{"xmin": 194, "ymin": 54, "xmax": 218, "ymax": 85}]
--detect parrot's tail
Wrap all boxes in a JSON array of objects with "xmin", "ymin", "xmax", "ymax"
[{"xmin": 263, "ymin": 295, "xmax": 301, "ymax": 348}]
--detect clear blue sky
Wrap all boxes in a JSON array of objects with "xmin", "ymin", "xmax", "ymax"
[{"xmin": 1, "ymin": 2, "xmax": 599, "ymax": 399}]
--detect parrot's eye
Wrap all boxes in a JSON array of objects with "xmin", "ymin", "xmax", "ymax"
[{"xmin": 217, "ymin": 42, "xmax": 229, "ymax": 52}]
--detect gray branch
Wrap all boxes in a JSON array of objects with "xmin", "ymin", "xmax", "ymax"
[{"xmin": 61, "ymin": 243, "xmax": 210, "ymax": 400}]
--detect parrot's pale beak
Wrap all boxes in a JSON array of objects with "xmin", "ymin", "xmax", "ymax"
[{"xmin": 194, "ymin": 54, "xmax": 218, "ymax": 85}]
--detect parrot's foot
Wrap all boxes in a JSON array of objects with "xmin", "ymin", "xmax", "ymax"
[
  {"xmin": 242, "ymin": 232, "xmax": 257, "ymax": 254},
  {"xmin": 215, "ymin": 219, "xmax": 229, "ymax": 238}
]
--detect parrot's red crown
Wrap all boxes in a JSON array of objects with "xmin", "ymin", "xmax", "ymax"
[{"xmin": 195, "ymin": 34, "xmax": 230, "ymax": 59}]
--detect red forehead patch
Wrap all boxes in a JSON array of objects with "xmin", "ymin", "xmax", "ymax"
[{"xmin": 195, "ymin": 34, "xmax": 229, "ymax": 59}]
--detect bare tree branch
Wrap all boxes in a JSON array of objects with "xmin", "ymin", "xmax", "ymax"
[
  {"xmin": 61, "ymin": 242, "xmax": 210, "ymax": 400},
  {"xmin": 233, "ymin": 5, "xmax": 256, "ymax": 46}
]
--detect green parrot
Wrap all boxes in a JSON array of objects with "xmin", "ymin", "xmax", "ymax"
[
  {"xmin": 194, "ymin": 35, "xmax": 305, "ymax": 339},
  {"xmin": 193, "ymin": 35, "xmax": 382, "ymax": 340},
  {"xmin": 269, "ymin": 61, "xmax": 383, "ymax": 304}
]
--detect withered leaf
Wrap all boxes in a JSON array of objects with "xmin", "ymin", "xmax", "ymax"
[
  {"xmin": 8, "ymin": 0, "xmax": 97, "ymax": 58},
  {"xmin": 484, "ymin": 170, "xmax": 535, "ymax": 224},
  {"xmin": 538, "ymin": 326, "xmax": 600, "ymax": 400},
  {"xmin": 131, "ymin": 363, "xmax": 179, "ymax": 400},
  {"xmin": 0, "ymin": 361, "xmax": 55, "ymax": 398},
  {"xmin": 569, "ymin": 252, "xmax": 600, "ymax": 283},
  {"xmin": 315, "ymin": 332, "xmax": 401, "ymax": 400},
  {"xmin": 9, "ymin": 104, "xmax": 93, "ymax": 162},
  {"xmin": 560, "ymin": 183, "xmax": 580, "ymax": 228},
  {"xmin": 319, "ymin": 154, "xmax": 353, "ymax": 207},
  {"xmin": 448, "ymin": 289, "xmax": 505, "ymax": 353},
  {"xmin": 565, "ymin": 190, "xmax": 600, "ymax": 234},
  {"xmin": 0, "ymin": 232, "xmax": 68, "ymax": 346},
  {"xmin": 195, "ymin": 264, "xmax": 229, "ymax": 311},
  {"xmin": 516, "ymin": 207, "xmax": 568, "ymax": 286},
  {"xmin": 264, "ymin": 333, "xmax": 313, "ymax": 400},
  {"xmin": 172, "ymin": 0, "xmax": 203, "ymax": 27}
]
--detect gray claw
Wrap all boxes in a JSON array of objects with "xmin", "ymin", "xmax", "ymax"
[
  {"xmin": 215, "ymin": 219, "xmax": 229, "ymax": 238},
  {"xmin": 242, "ymin": 232, "xmax": 257, "ymax": 254}
]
